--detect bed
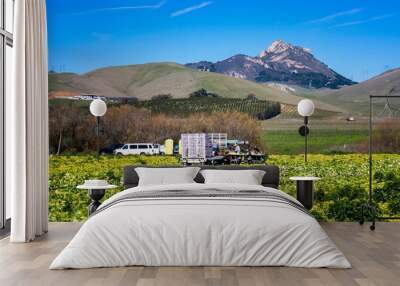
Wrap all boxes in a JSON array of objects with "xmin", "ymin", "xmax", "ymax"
[{"xmin": 50, "ymin": 165, "xmax": 351, "ymax": 269}]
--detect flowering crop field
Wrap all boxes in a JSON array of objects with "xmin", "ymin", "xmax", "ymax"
[{"xmin": 49, "ymin": 154, "xmax": 400, "ymax": 222}]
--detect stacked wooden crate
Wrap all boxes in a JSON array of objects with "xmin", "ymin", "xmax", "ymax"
[
  {"xmin": 209, "ymin": 133, "xmax": 228, "ymax": 149},
  {"xmin": 181, "ymin": 133, "xmax": 213, "ymax": 164}
]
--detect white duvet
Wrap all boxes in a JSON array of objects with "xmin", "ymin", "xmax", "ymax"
[{"xmin": 50, "ymin": 183, "xmax": 351, "ymax": 269}]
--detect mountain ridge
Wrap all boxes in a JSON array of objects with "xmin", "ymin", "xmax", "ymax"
[{"xmin": 186, "ymin": 40, "xmax": 356, "ymax": 89}]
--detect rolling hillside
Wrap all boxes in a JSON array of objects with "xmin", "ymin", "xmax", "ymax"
[
  {"xmin": 305, "ymin": 68, "xmax": 400, "ymax": 115},
  {"xmin": 49, "ymin": 62, "xmax": 343, "ymax": 113},
  {"xmin": 328, "ymin": 68, "xmax": 400, "ymax": 100}
]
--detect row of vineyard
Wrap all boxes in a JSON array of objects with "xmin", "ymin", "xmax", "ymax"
[{"xmin": 134, "ymin": 97, "xmax": 281, "ymax": 120}]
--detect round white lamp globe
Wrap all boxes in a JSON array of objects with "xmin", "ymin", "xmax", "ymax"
[
  {"xmin": 90, "ymin": 99, "xmax": 107, "ymax": 117},
  {"xmin": 297, "ymin": 99, "xmax": 315, "ymax": 117}
]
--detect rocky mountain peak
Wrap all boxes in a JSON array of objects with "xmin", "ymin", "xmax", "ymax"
[
  {"xmin": 267, "ymin": 40, "xmax": 291, "ymax": 53},
  {"xmin": 186, "ymin": 40, "xmax": 356, "ymax": 89},
  {"xmin": 259, "ymin": 40, "xmax": 311, "ymax": 58}
]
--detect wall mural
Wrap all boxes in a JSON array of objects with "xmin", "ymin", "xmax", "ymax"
[{"xmin": 46, "ymin": 0, "xmax": 400, "ymax": 222}]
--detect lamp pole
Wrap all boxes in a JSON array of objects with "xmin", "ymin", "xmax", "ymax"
[
  {"xmin": 304, "ymin": 116, "xmax": 308, "ymax": 163},
  {"xmin": 96, "ymin": 116, "xmax": 100, "ymax": 160},
  {"xmin": 90, "ymin": 99, "xmax": 107, "ymax": 160},
  {"xmin": 297, "ymin": 99, "xmax": 314, "ymax": 163}
]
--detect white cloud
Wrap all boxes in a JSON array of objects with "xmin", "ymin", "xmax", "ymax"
[
  {"xmin": 171, "ymin": 1, "xmax": 213, "ymax": 17},
  {"xmin": 333, "ymin": 14, "xmax": 395, "ymax": 28},
  {"xmin": 68, "ymin": 1, "xmax": 166, "ymax": 16},
  {"xmin": 306, "ymin": 8, "xmax": 363, "ymax": 24}
]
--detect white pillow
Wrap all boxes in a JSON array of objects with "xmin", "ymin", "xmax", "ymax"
[
  {"xmin": 135, "ymin": 167, "xmax": 200, "ymax": 186},
  {"xmin": 200, "ymin": 169, "xmax": 266, "ymax": 185}
]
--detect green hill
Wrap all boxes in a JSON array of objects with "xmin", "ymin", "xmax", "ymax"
[
  {"xmin": 300, "ymin": 68, "xmax": 400, "ymax": 115},
  {"xmin": 49, "ymin": 62, "xmax": 343, "ymax": 113}
]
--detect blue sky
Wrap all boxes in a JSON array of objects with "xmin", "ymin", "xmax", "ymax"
[{"xmin": 47, "ymin": 0, "xmax": 400, "ymax": 82}]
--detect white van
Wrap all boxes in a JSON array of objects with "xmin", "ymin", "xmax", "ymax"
[
  {"xmin": 114, "ymin": 143, "xmax": 160, "ymax": 156},
  {"xmin": 152, "ymin": 144, "xmax": 166, "ymax": 155}
]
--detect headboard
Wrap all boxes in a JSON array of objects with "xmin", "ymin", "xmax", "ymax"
[{"xmin": 123, "ymin": 165, "xmax": 280, "ymax": 189}]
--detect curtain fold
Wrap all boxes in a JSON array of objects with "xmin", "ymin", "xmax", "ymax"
[{"xmin": 8, "ymin": 0, "xmax": 48, "ymax": 242}]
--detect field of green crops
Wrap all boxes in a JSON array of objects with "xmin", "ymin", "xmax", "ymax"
[
  {"xmin": 263, "ymin": 129, "xmax": 369, "ymax": 154},
  {"xmin": 49, "ymin": 154, "xmax": 400, "ymax": 222},
  {"xmin": 134, "ymin": 97, "xmax": 281, "ymax": 119}
]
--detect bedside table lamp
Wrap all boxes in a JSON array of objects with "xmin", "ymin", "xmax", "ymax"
[
  {"xmin": 297, "ymin": 99, "xmax": 315, "ymax": 162},
  {"xmin": 90, "ymin": 99, "xmax": 107, "ymax": 160}
]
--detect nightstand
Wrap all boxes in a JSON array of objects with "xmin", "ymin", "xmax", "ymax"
[
  {"xmin": 289, "ymin": 177, "xmax": 320, "ymax": 210},
  {"xmin": 77, "ymin": 180, "xmax": 117, "ymax": 215}
]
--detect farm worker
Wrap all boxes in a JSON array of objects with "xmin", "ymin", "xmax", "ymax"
[
  {"xmin": 252, "ymin": 146, "xmax": 260, "ymax": 155},
  {"xmin": 234, "ymin": 144, "xmax": 241, "ymax": 154}
]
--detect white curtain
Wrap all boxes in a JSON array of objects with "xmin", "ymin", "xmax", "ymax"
[{"xmin": 7, "ymin": 0, "xmax": 48, "ymax": 242}]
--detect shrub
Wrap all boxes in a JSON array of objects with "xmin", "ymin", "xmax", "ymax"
[
  {"xmin": 151, "ymin": 94, "xmax": 172, "ymax": 100},
  {"xmin": 357, "ymin": 118, "xmax": 400, "ymax": 153},
  {"xmin": 49, "ymin": 154, "xmax": 400, "ymax": 222},
  {"xmin": 374, "ymin": 171, "xmax": 400, "ymax": 215}
]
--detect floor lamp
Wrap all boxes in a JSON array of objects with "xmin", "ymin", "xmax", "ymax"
[
  {"xmin": 90, "ymin": 99, "xmax": 107, "ymax": 160},
  {"xmin": 360, "ymin": 94, "xmax": 400, "ymax": 231},
  {"xmin": 297, "ymin": 99, "xmax": 315, "ymax": 162}
]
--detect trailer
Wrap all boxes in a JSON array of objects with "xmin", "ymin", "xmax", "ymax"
[
  {"xmin": 181, "ymin": 133, "xmax": 213, "ymax": 165},
  {"xmin": 181, "ymin": 133, "xmax": 265, "ymax": 165}
]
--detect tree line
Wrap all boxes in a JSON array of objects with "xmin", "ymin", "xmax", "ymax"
[{"xmin": 49, "ymin": 104, "xmax": 265, "ymax": 154}]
